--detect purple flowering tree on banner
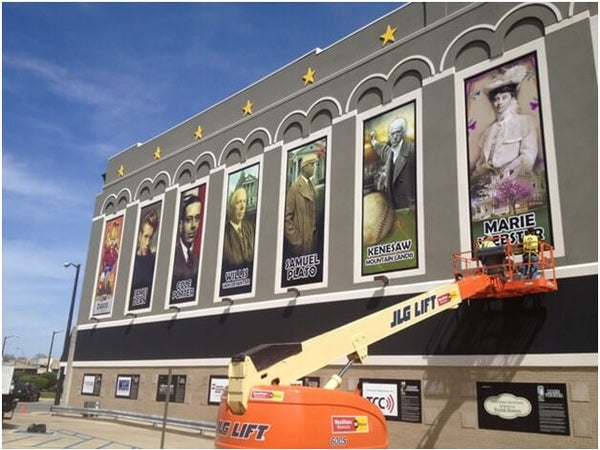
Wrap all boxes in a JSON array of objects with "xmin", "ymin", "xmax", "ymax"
[{"xmin": 495, "ymin": 179, "xmax": 533, "ymax": 215}]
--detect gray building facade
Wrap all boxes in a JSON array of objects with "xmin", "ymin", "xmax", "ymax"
[{"xmin": 64, "ymin": 3, "xmax": 597, "ymax": 447}]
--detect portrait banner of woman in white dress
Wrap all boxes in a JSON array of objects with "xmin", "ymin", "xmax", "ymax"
[{"xmin": 466, "ymin": 52, "xmax": 553, "ymax": 247}]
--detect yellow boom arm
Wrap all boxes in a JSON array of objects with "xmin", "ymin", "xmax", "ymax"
[{"xmin": 227, "ymin": 275, "xmax": 491, "ymax": 414}]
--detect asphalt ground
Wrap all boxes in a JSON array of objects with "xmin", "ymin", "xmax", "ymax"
[{"xmin": 2, "ymin": 400, "xmax": 215, "ymax": 449}]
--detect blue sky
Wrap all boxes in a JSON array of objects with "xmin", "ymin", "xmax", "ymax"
[{"xmin": 2, "ymin": 2, "xmax": 402, "ymax": 358}]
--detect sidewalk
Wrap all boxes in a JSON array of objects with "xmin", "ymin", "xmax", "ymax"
[{"xmin": 3, "ymin": 408, "xmax": 215, "ymax": 449}]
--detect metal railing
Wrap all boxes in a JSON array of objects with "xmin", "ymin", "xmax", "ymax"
[{"xmin": 50, "ymin": 405, "xmax": 216, "ymax": 436}]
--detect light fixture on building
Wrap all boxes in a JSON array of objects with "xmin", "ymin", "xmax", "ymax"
[
  {"xmin": 374, "ymin": 275, "xmax": 389, "ymax": 286},
  {"xmin": 125, "ymin": 313, "xmax": 137, "ymax": 319},
  {"xmin": 222, "ymin": 298, "xmax": 234, "ymax": 306},
  {"xmin": 169, "ymin": 306, "xmax": 181, "ymax": 313},
  {"xmin": 287, "ymin": 287, "xmax": 301, "ymax": 300}
]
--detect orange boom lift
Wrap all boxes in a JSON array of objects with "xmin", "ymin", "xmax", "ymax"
[{"xmin": 215, "ymin": 244, "xmax": 557, "ymax": 449}]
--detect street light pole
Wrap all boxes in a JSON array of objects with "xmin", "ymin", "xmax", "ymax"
[
  {"xmin": 46, "ymin": 330, "xmax": 63, "ymax": 373},
  {"xmin": 2, "ymin": 335, "xmax": 17, "ymax": 357},
  {"xmin": 55, "ymin": 262, "xmax": 81, "ymax": 406}
]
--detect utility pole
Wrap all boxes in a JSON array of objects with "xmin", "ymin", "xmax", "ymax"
[
  {"xmin": 55, "ymin": 262, "xmax": 81, "ymax": 406},
  {"xmin": 2, "ymin": 335, "xmax": 17, "ymax": 358},
  {"xmin": 46, "ymin": 330, "xmax": 63, "ymax": 372}
]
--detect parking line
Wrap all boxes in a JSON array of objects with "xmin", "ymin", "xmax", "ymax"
[
  {"xmin": 3, "ymin": 435, "xmax": 41, "ymax": 444},
  {"xmin": 54, "ymin": 429, "xmax": 80, "ymax": 437},
  {"xmin": 32, "ymin": 437, "xmax": 65, "ymax": 447},
  {"xmin": 64, "ymin": 437, "xmax": 97, "ymax": 448}
]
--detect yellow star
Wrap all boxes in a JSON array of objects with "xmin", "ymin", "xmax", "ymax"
[
  {"xmin": 302, "ymin": 67, "xmax": 316, "ymax": 85},
  {"xmin": 153, "ymin": 147, "xmax": 162, "ymax": 160},
  {"xmin": 242, "ymin": 100, "xmax": 253, "ymax": 116},
  {"xmin": 194, "ymin": 125, "xmax": 204, "ymax": 140},
  {"xmin": 380, "ymin": 25, "xmax": 397, "ymax": 46},
  {"xmin": 117, "ymin": 165, "xmax": 125, "ymax": 177}
]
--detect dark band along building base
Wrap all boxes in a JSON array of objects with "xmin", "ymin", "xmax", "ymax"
[{"xmin": 62, "ymin": 3, "xmax": 598, "ymax": 448}]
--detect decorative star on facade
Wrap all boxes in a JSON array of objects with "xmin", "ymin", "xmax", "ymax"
[
  {"xmin": 153, "ymin": 147, "xmax": 162, "ymax": 160},
  {"xmin": 302, "ymin": 67, "xmax": 316, "ymax": 85},
  {"xmin": 117, "ymin": 165, "xmax": 125, "ymax": 177},
  {"xmin": 242, "ymin": 100, "xmax": 253, "ymax": 116},
  {"xmin": 380, "ymin": 25, "xmax": 397, "ymax": 46},
  {"xmin": 194, "ymin": 125, "xmax": 204, "ymax": 140}
]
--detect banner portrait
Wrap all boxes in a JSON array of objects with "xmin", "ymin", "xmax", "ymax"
[
  {"xmin": 169, "ymin": 184, "xmax": 206, "ymax": 305},
  {"xmin": 281, "ymin": 138, "xmax": 327, "ymax": 288},
  {"xmin": 219, "ymin": 163, "xmax": 260, "ymax": 297},
  {"xmin": 466, "ymin": 52, "xmax": 552, "ymax": 247},
  {"xmin": 128, "ymin": 201, "xmax": 162, "ymax": 311},
  {"xmin": 93, "ymin": 215, "xmax": 124, "ymax": 316},
  {"xmin": 361, "ymin": 101, "xmax": 418, "ymax": 276}
]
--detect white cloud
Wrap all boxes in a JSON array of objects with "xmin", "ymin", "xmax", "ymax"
[
  {"xmin": 4, "ymin": 54, "xmax": 118, "ymax": 109},
  {"xmin": 3, "ymin": 238, "xmax": 85, "ymax": 284},
  {"xmin": 2, "ymin": 238, "xmax": 87, "ymax": 356},
  {"xmin": 86, "ymin": 142, "xmax": 122, "ymax": 158},
  {"xmin": 4, "ymin": 53, "xmax": 165, "ymax": 129},
  {"xmin": 3, "ymin": 153, "xmax": 90, "ymax": 205}
]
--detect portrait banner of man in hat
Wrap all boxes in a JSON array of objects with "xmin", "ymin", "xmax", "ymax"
[
  {"xmin": 281, "ymin": 137, "xmax": 327, "ymax": 288},
  {"xmin": 361, "ymin": 100, "xmax": 418, "ymax": 276},
  {"xmin": 465, "ymin": 52, "xmax": 553, "ymax": 248}
]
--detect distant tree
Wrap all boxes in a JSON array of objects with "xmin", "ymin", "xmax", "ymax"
[
  {"xmin": 495, "ymin": 179, "xmax": 533, "ymax": 215},
  {"xmin": 33, "ymin": 353, "xmax": 47, "ymax": 360},
  {"xmin": 44, "ymin": 372, "xmax": 58, "ymax": 391},
  {"xmin": 39, "ymin": 372, "xmax": 58, "ymax": 391},
  {"xmin": 3, "ymin": 353, "xmax": 16, "ymax": 362},
  {"xmin": 20, "ymin": 372, "xmax": 57, "ymax": 391}
]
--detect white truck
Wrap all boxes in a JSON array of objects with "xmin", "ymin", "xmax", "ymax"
[{"xmin": 2, "ymin": 364, "xmax": 18, "ymax": 419}]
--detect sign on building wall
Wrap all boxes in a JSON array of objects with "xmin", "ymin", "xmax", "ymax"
[
  {"xmin": 477, "ymin": 382, "xmax": 570, "ymax": 435},
  {"xmin": 115, "ymin": 374, "xmax": 139, "ymax": 399},
  {"xmin": 82, "ymin": 374, "xmax": 102, "ymax": 396},
  {"xmin": 219, "ymin": 163, "xmax": 260, "ymax": 297},
  {"xmin": 465, "ymin": 52, "xmax": 553, "ymax": 247},
  {"xmin": 359, "ymin": 378, "xmax": 422, "ymax": 423},
  {"xmin": 169, "ymin": 184, "xmax": 206, "ymax": 305},
  {"xmin": 128, "ymin": 201, "xmax": 162, "ymax": 311},
  {"xmin": 92, "ymin": 215, "xmax": 124, "ymax": 316},
  {"xmin": 208, "ymin": 375, "xmax": 229, "ymax": 405},
  {"xmin": 361, "ymin": 101, "xmax": 418, "ymax": 275},
  {"xmin": 281, "ymin": 137, "xmax": 328, "ymax": 288},
  {"xmin": 156, "ymin": 374, "xmax": 187, "ymax": 403}
]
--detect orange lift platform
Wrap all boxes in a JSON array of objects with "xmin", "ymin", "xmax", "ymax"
[
  {"xmin": 215, "ymin": 244, "xmax": 558, "ymax": 449},
  {"xmin": 453, "ymin": 241, "xmax": 557, "ymax": 299}
]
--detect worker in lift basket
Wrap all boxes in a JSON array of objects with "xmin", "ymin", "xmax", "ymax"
[
  {"xmin": 520, "ymin": 227, "xmax": 540, "ymax": 279},
  {"xmin": 479, "ymin": 235, "xmax": 497, "ymax": 249},
  {"xmin": 477, "ymin": 235, "xmax": 500, "ymax": 275}
]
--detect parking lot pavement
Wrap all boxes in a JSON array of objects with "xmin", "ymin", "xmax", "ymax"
[{"xmin": 3, "ymin": 409, "xmax": 215, "ymax": 449}]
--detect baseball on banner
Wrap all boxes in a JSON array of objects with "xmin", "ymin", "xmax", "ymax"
[{"xmin": 363, "ymin": 192, "xmax": 394, "ymax": 245}]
